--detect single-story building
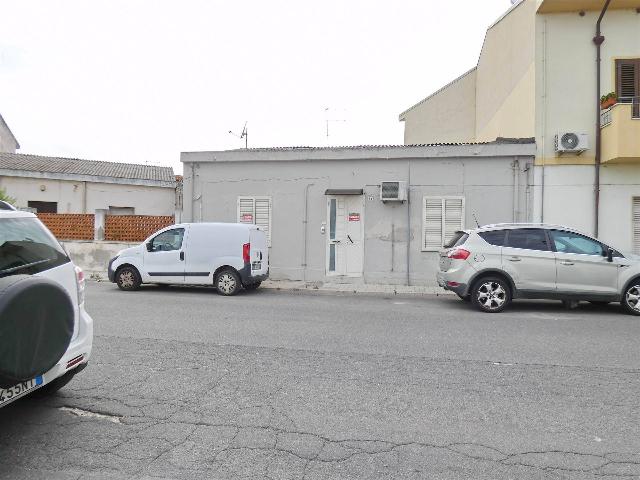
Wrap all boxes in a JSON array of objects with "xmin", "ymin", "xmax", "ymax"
[
  {"xmin": 0, "ymin": 152, "xmax": 177, "ymax": 216},
  {"xmin": 181, "ymin": 139, "xmax": 536, "ymax": 286}
]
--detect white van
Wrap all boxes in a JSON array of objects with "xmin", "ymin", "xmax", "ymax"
[{"xmin": 108, "ymin": 223, "xmax": 269, "ymax": 295}]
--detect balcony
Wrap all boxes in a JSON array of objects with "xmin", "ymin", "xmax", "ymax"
[{"xmin": 601, "ymin": 98, "xmax": 640, "ymax": 164}]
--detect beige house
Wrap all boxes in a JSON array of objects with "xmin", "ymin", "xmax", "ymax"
[
  {"xmin": 0, "ymin": 114, "xmax": 20, "ymax": 154},
  {"xmin": 0, "ymin": 152, "xmax": 177, "ymax": 216},
  {"xmin": 399, "ymin": 0, "xmax": 640, "ymax": 252}
]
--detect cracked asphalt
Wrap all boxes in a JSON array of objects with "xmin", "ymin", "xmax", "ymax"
[{"xmin": 1, "ymin": 282, "xmax": 639, "ymax": 479}]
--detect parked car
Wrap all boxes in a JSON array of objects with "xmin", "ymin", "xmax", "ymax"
[
  {"xmin": 108, "ymin": 222, "xmax": 269, "ymax": 295},
  {"xmin": 0, "ymin": 202, "xmax": 93, "ymax": 408},
  {"xmin": 437, "ymin": 223, "xmax": 640, "ymax": 315}
]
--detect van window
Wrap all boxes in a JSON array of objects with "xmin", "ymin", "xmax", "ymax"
[
  {"xmin": 0, "ymin": 217, "xmax": 70, "ymax": 277},
  {"xmin": 149, "ymin": 228, "xmax": 185, "ymax": 252}
]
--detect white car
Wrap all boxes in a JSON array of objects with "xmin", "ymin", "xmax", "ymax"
[
  {"xmin": 108, "ymin": 222, "xmax": 269, "ymax": 295},
  {"xmin": 0, "ymin": 202, "xmax": 93, "ymax": 408}
]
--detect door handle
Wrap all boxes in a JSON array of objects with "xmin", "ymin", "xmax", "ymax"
[
  {"xmin": 179, "ymin": 251, "xmax": 185, "ymax": 261},
  {"xmin": 560, "ymin": 260, "xmax": 574, "ymax": 266},
  {"xmin": 508, "ymin": 257, "xmax": 521, "ymax": 262}
]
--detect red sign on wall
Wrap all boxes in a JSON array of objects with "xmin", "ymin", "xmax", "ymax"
[
  {"xmin": 348, "ymin": 213, "xmax": 360, "ymax": 222},
  {"xmin": 241, "ymin": 214, "xmax": 253, "ymax": 222}
]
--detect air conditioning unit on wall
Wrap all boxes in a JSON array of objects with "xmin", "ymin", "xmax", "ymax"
[
  {"xmin": 555, "ymin": 132, "xmax": 589, "ymax": 154},
  {"xmin": 380, "ymin": 181, "xmax": 407, "ymax": 202}
]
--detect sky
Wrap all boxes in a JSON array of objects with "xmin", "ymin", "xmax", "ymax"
[{"xmin": 0, "ymin": 0, "xmax": 513, "ymax": 174}]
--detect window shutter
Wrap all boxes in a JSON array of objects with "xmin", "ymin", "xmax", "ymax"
[
  {"xmin": 444, "ymin": 198, "xmax": 465, "ymax": 245},
  {"xmin": 616, "ymin": 59, "xmax": 640, "ymax": 99},
  {"xmin": 237, "ymin": 196, "xmax": 272, "ymax": 247},
  {"xmin": 254, "ymin": 198, "xmax": 271, "ymax": 246},
  {"xmin": 238, "ymin": 197, "xmax": 255, "ymax": 224},
  {"xmin": 423, "ymin": 198, "xmax": 443, "ymax": 250},
  {"xmin": 633, "ymin": 197, "xmax": 640, "ymax": 254}
]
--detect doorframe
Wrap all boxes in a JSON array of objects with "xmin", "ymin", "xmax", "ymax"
[{"xmin": 325, "ymin": 194, "xmax": 365, "ymax": 278}]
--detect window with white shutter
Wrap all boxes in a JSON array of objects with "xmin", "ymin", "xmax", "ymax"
[
  {"xmin": 237, "ymin": 196, "xmax": 272, "ymax": 246},
  {"xmin": 633, "ymin": 197, "xmax": 640, "ymax": 254},
  {"xmin": 421, "ymin": 196, "xmax": 465, "ymax": 251}
]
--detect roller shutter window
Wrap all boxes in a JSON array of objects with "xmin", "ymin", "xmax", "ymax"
[
  {"xmin": 616, "ymin": 59, "xmax": 640, "ymax": 117},
  {"xmin": 237, "ymin": 196, "xmax": 272, "ymax": 247},
  {"xmin": 422, "ymin": 196, "xmax": 465, "ymax": 251},
  {"xmin": 633, "ymin": 197, "xmax": 640, "ymax": 254}
]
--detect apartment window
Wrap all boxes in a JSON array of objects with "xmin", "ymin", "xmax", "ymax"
[
  {"xmin": 237, "ymin": 196, "xmax": 272, "ymax": 246},
  {"xmin": 616, "ymin": 59, "xmax": 640, "ymax": 99},
  {"xmin": 27, "ymin": 201, "xmax": 57, "ymax": 213},
  {"xmin": 633, "ymin": 197, "xmax": 640, "ymax": 255},
  {"xmin": 422, "ymin": 196, "xmax": 464, "ymax": 251}
]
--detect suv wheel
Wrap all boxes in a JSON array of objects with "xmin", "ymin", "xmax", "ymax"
[
  {"xmin": 116, "ymin": 266, "xmax": 141, "ymax": 291},
  {"xmin": 471, "ymin": 276, "xmax": 511, "ymax": 313},
  {"xmin": 622, "ymin": 284, "xmax": 640, "ymax": 316}
]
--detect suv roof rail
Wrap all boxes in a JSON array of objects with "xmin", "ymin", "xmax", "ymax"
[
  {"xmin": 0, "ymin": 200, "xmax": 17, "ymax": 211},
  {"xmin": 480, "ymin": 222, "xmax": 572, "ymax": 229}
]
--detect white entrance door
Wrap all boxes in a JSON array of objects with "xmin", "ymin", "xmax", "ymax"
[{"xmin": 326, "ymin": 195, "xmax": 364, "ymax": 277}]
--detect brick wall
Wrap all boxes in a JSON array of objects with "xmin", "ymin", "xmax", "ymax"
[
  {"xmin": 37, "ymin": 213, "xmax": 94, "ymax": 240},
  {"xmin": 105, "ymin": 215, "xmax": 175, "ymax": 242}
]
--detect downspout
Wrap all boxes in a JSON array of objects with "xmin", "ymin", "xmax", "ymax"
[
  {"xmin": 406, "ymin": 161, "xmax": 411, "ymax": 287},
  {"xmin": 593, "ymin": 0, "xmax": 612, "ymax": 238},
  {"xmin": 302, "ymin": 183, "xmax": 314, "ymax": 282}
]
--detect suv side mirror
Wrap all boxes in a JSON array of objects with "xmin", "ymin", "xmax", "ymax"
[
  {"xmin": 146, "ymin": 242, "xmax": 153, "ymax": 252},
  {"xmin": 607, "ymin": 248, "xmax": 614, "ymax": 262}
]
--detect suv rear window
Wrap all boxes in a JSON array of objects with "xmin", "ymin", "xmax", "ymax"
[
  {"xmin": 0, "ymin": 217, "xmax": 70, "ymax": 277},
  {"xmin": 478, "ymin": 230, "xmax": 506, "ymax": 246},
  {"xmin": 443, "ymin": 231, "xmax": 469, "ymax": 249}
]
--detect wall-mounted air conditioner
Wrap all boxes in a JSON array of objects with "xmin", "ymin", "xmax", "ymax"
[
  {"xmin": 555, "ymin": 132, "xmax": 589, "ymax": 154},
  {"xmin": 380, "ymin": 181, "xmax": 407, "ymax": 202}
]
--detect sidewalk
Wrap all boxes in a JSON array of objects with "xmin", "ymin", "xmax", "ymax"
[
  {"xmin": 260, "ymin": 279, "xmax": 452, "ymax": 296},
  {"xmin": 88, "ymin": 271, "xmax": 451, "ymax": 296}
]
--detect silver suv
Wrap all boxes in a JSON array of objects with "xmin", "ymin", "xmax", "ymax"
[{"xmin": 436, "ymin": 223, "xmax": 640, "ymax": 315}]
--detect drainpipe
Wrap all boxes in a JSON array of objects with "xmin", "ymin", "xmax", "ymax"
[
  {"xmin": 406, "ymin": 162, "xmax": 411, "ymax": 287},
  {"xmin": 593, "ymin": 0, "xmax": 612, "ymax": 238},
  {"xmin": 302, "ymin": 183, "xmax": 314, "ymax": 282}
]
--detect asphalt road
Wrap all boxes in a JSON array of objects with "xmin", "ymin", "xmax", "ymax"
[{"xmin": 1, "ymin": 282, "xmax": 639, "ymax": 479}]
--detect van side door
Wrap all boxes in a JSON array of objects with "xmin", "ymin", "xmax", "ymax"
[{"xmin": 142, "ymin": 226, "xmax": 187, "ymax": 284}]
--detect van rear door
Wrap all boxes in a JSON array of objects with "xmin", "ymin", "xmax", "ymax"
[{"xmin": 249, "ymin": 228, "xmax": 269, "ymax": 278}]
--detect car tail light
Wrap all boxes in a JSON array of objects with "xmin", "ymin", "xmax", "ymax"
[
  {"xmin": 243, "ymin": 243, "xmax": 251, "ymax": 264},
  {"xmin": 447, "ymin": 248, "xmax": 471, "ymax": 260},
  {"xmin": 75, "ymin": 265, "xmax": 85, "ymax": 305}
]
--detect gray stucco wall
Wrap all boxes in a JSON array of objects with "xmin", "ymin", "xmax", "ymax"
[{"xmin": 182, "ymin": 145, "xmax": 534, "ymax": 286}]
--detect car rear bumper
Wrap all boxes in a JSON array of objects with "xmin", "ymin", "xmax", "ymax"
[
  {"xmin": 436, "ymin": 271, "xmax": 468, "ymax": 296},
  {"xmin": 239, "ymin": 263, "xmax": 269, "ymax": 285}
]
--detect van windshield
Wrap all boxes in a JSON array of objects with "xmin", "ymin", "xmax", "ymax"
[{"xmin": 0, "ymin": 217, "xmax": 70, "ymax": 277}]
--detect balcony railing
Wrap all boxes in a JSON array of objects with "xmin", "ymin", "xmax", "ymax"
[{"xmin": 601, "ymin": 97, "xmax": 640, "ymax": 127}]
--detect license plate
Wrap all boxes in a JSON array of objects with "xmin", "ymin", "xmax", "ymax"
[
  {"xmin": 251, "ymin": 261, "xmax": 262, "ymax": 271},
  {"xmin": 0, "ymin": 376, "xmax": 43, "ymax": 406}
]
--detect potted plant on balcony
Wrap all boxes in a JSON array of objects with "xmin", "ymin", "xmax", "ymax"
[{"xmin": 601, "ymin": 92, "xmax": 617, "ymax": 110}]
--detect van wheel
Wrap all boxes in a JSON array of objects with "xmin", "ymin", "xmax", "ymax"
[
  {"xmin": 471, "ymin": 276, "xmax": 511, "ymax": 313},
  {"xmin": 622, "ymin": 284, "xmax": 640, "ymax": 316},
  {"xmin": 244, "ymin": 282, "xmax": 261, "ymax": 291},
  {"xmin": 216, "ymin": 269, "xmax": 240, "ymax": 296},
  {"xmin": 116, "ymin": 266, "xmax": 141, "ymax": 291}
]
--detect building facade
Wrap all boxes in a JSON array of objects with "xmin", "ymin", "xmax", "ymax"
[
  {"xmin": 182, "ymin": 141, "xmax": 535, "ymax": 286},
  {"xmin": 0, "ymin": 114, "xmax": 19, "ymax": 154},
  {"xmin": 0, "ymin": 152, "xmax": 176, "ymax": 216},
  {"xmin": 399, "ymin": 0, "xmax": 640, "ymax": 252}
]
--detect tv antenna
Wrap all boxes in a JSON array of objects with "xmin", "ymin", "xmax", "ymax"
[
  {"xmin": 229, "ymin": 121, "xmax": 248, "ymax": 149},
  {"xmin": 324, "ymin": 107, "xmax": 346, "ymax": 144}
]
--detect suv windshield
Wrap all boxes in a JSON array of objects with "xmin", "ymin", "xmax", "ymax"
[{"xmin": 0, "ymin": 217, "xmax": 70, "ymax": 277}]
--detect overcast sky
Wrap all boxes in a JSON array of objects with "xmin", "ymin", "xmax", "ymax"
[{"xmin": 1, "ymin": 0, "xmax": 512, "ymax": 174}]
